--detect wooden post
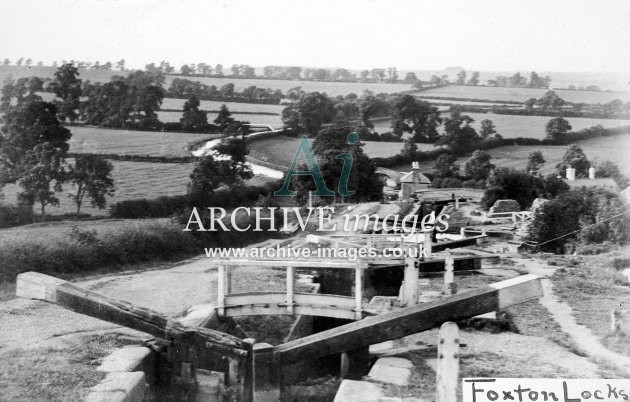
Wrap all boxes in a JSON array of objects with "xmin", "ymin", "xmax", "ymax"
[
  {"xmin": 218, "ymin": 265, "xmax": 226, "ymax": 316},
  {"xmin": 354, "ymin": 267, "xmax": 363, "ymax": 320},
  {"xmin": 455, "ymin": 198, "xmax": 460, "ymax": 210},
  {"xmin": 226, "ymin": 265, "xmax": 232, "ymax": 295},
  {"xmin": 424, "ymin": 230, "xmax": 433, "ymax": 257},
  {"xmin": 402, "ymin": 247, "xmax": 419, "ymax": 307},
  {"xmin": 340, "ymin": 346, "xmax": 370, "ymax": 379},
  {"xmin": 443, "ymin": 253, "xmax": 456, "ymax": 296},
  {"xmin": 286, "ymin": 266, "xmax": 295, "ymax": 315},
  {"xmin": 252, "ymin": 343, "xmax": 281, "ymax": 401},
  {"xmin": 460, "ymin": 227, "xmax": 466, "ymax": 238},
  {"xmin": 241, "ymin": 338, "xmax": 255, "ymax": 402},
  {"xmin": 436, "ymin": 322, "xmax": 460, "ymax": 402}
]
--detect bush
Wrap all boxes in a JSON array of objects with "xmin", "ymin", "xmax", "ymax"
[
  {"xmin": 0, "ymin": 205, "xmax": 33, "ymax": 228},
  {"xmin": 109, "ymin": 181, "xmax": 284, "ymax": 219},
  {"xmin": 528, "ymin": 187, "xmax": 629, "ymax": 253},
  {"xmin": 0, "ymin": 220, "xmax": 200, "ymax": 282}
]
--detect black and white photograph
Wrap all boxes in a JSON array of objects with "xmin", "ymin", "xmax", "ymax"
[{"xmin": 1, "ymin": 0, "xmax": 629, "ymax": 401}]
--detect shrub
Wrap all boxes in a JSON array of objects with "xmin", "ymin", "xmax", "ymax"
[
  {"xmin": 0, "ymin": 220, "xmax": 200, "ymax": 282},
  {"xmin": 528, "ymin": 187, "xmax": 629, "ymax": 253},
  {"xmin": 0, "ymin": 205, "xmax": 33, "ymax": 228}
]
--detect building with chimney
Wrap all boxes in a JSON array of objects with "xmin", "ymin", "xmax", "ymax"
[
  {"xmin": 399, "ymin": 161, "xmax": 432, "ymax": 200},
  {"xmin": 562, "ymin": 166, "xmax": 617, "ymax": 190}
]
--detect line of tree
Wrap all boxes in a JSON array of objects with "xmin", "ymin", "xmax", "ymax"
[
  {"xmin": 1, "ymin": 58, "xmax": 127, "ymax": 71},
  {"xmin": 166, "ymin": 78, "xmax": 285, "ymax": 104},
  {"xmin": 486, "ymin": 71, "xmax": 551, "ymax": 88}
]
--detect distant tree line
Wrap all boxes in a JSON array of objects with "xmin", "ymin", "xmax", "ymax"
[{"xmin": 166, "ymin": 78, "xmax": 285, "ymax": 104}]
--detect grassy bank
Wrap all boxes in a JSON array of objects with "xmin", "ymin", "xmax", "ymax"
[
  {"xmin": 549, "ymin": 247, "xmax": 630, "ymax": 356},
  {"xmin": 0, "ymin": 218, "xmax": 200, "ymax": 285}
]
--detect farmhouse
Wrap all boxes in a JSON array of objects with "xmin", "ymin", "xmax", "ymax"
[
  {"xmin": 378, "ymin": 163, "xmax": 433, "ymax": 202},
  {"xmin": 400, "ymin": 162, "xmax": 432, "ymax": 199}
]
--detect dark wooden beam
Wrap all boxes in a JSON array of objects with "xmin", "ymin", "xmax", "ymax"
[
  {"xmin": 274, "ymin": 274, "xmax": 541, "ymax": 365},
  {"xmin": 16, "ymin": 272, "xmax": 248, "ymax": 357}
]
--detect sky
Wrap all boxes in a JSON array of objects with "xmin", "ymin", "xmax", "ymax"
[{"xmin": 1, "ymin": 0, "xmax": 629, "ymax": 73}]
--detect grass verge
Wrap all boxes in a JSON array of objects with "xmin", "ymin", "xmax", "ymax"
[{"xmin": 548, "ymin": 247, "xmax": 630, "ymax": 356}]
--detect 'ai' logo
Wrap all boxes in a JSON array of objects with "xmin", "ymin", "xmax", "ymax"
[{"xmin": 274, "ymin": 132, "xmax": 358, "ymax": 197}]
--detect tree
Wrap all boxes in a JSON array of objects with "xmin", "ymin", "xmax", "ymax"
[
  {"xmin": 436, "ymin": 109, "xmax": 481, "ymax": 154},
  {"xmin": 528, "ymin": 188, "xmax": 628, "ymax": 253},
  {"xmin": 1, "ymin": 76, "xmax": 44, "ymax": 111},
  {"xmin": 389, "ymin": 94, "xmax": 441, "ymax": 141},
  {"xmin": 81, "ymin": 71, "xmax": 164, "ymax": 129},
  {"xmin": 281, "ymin": 92, "xmax": 335, "ymax": 137},
  {"xmin": 464, "ymin": 150, "xmax": 495, "ymax": 182},
  {"xmin": 180, "ymin": 95, "xmax": 208, "ymax": 132},
  {"xmin": 481, "ymin": 168, "xmax": 569, "ymax": 210},
  {"xmin": 116, "ymin": 59, "xmax": 125, "ymax": 71},
  {"xmin": 302, "ymin": 126, "xmax": 382, "ymax": 202},
  {"xmin": 556, "ymin": 144, "xmax": 590, "ymax": 177},
  {"xmin": 545, "ymin": 117, "xmax": 572, "ymax": 143},
  {"xmin": 526, "ymin": 151, "xmax": 546, "ymax": 175},
  {"xmin": 188, "ymin": 138, "xmax": 252, "ymax": 203},
  {"xmin": 214, "ymin": 104, "xmax": 235, "ymax": 131},
  {"xmin": 0, "ymin": 100, "xmax": 71, "ymax": 220},
  {"xmin": 403, "ymin": 72, "xmax": 418, "ymax": 83},
  {"xmin": 402, "ymin": 138, "xmax": 417, "ymax": 158},
  {"xmin": 479, "ymin": 119, "xmax": 496, "ymax": 139},
  {"xmin": 538, "ymin": 90, "xmax": 565, "ymax": 111},
  {"xmin": 49, "ymin": 64, "xmax": 82, "ymax": 122},
  {"xmin": 482, "ymin": 168, "xmax": 541, "ymax": 209},
  {"xmin": 524, "ymin": 97, "xmax": 537, "ymax": 113},
  {"xmin": 433, "ymin": 153, "xmax": 459, "ymax": 178},
  {"xmin": 68, "ymin": 155, "xmax": 115, "ymax": 214},
  {"xmin": 219, "ymin": 83, "xmax": 234, "ymax": 97},
  {"xmin": 357, "ymin": 92, "xmax": 389, "ymax": 128},
  {"xmin": 179, "ymin": 64, "xmax": 193, "ymax": 75},
  {"xmin": 467, "ymin": 71, "xmax": 480, "ymax": 86},
  {"xmin": 455, "ymin": 70, "xmax": 466, "ymax": 85},
  {"xmin": 594, "ymin": 160, "xmax": 629, "ymax": 187}
]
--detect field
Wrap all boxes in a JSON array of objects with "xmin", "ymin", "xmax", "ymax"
[
  {"xmin": 165, "ymin": 76, "xmax": 414, "ymax": 96},
  {"xmin": 405, "ymin": 135, "xmax": 630, "ymax": 177},
  {"xmin": 371, "ymin": 114, "xmax": 630, "ymax": 139},
  {"xmin": 160, "ymin": 98, "xmax": 284, "ymax": 114},
  {"xmin": 0, "ymin": 66, "xmax": 413, "ymax": 97},
  {"xmin": 157, "ymin": 110, "xmax": 283, "ymax": 128},
  {"xmin": 247, "ymin": 136, "xmax": 434, "ymax": 166},
  {"xmin": 248, "ymin": 133, "xmax": 630, "ymax": 179},
  {"xmin": 1, "ymin": 161, "xmax": 192, "ymax": 215},
  {"xmin": 67, "ymin": 126, "xmax": 218, "ymax": 157},
  {"xmin": 1, "ymin": 159, "xmax": 273, "ymax": 216},
  {"xmin": 415, "ymin": 85, "xmax": 630, "ymax": 103}
]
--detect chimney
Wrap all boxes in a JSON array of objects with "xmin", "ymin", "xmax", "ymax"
[
  {"xmin": 588, "ymin": 167, "xmax": 596, "ymax": 180},
  {"xmin": 411, "ymin": 161, "xmax": 420, "ymax": 183},
  {"xmin": 566, "ymin": 167, "xmax": 576, "ymax": 181}
]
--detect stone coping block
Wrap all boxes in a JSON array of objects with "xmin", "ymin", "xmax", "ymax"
[
  {"xmin": 85, "ymin": 372, "xmax": 145, "ymax": 402},
  {"xmin": 365, "ymin": 357, "xmax": 413, "ymax": 386},
  {"xmin": 334, "ymin": 380, "xmax": 384, "ymax": 402},
  {"xmin": 97, "ymin": 345, "xmax": 152, "ymax": 373}
]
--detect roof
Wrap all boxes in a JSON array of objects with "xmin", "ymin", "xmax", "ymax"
[
  {"xmin": 563, "ymin": 178, "xmax": 617, "ymax": 189},
  {"xmin": 400, "ymin": 171, "xmax": 431, "ymax": 184}
]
